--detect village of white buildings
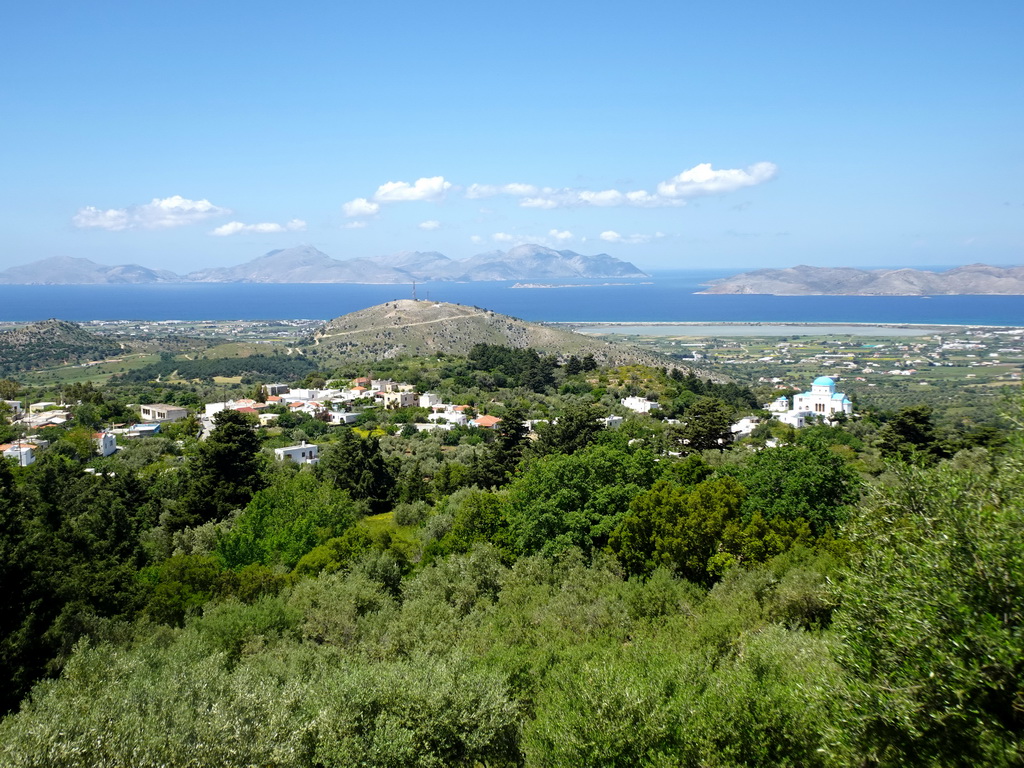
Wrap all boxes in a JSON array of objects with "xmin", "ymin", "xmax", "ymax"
[{"xmin": 1, "ymin": 372, "xmax": 857, "ymax": 467}]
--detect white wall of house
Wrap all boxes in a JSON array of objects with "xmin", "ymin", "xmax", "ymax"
[
  {"xmin": 274, "ymin": 442, "xmax": 320, "ymax": 464},
  {"xmin": 139, "ymin": 404, "xmax": 188, "ymax": 422},
  {"xmin": 93, "ymin": 432, "xmax": 117, "ymax": 457},
  {"xmin": 2, "ymin": 443, "xmax": 36, "ymax": 466}
]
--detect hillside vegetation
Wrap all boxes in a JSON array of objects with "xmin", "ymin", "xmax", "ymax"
[
  {"xmin": 1, "ymin": 330, "xmax": 1023, "ymax": 766},
  {"xmin": 0, "ymin": 319, "xmax": 124, "ymax": 375},
  {"xmin": 306, "ymin": 299, "xmax": 675, "ymax": 368}
]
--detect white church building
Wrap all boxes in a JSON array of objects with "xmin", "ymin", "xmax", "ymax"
[{"xmin": 767, "ymin": 376, "xmax": 853, "ymax": 427}]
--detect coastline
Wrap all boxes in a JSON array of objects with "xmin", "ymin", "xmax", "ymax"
[{"xmin": 556, "ymin": 321, "xmax": 1024, "ymax": 336}]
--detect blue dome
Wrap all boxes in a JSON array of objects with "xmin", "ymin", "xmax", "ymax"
[{"xmin": 813, "ymin": 376, "xmax": 835, "ymax": 386}]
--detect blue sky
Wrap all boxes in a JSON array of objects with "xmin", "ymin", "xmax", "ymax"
[{"xmin": 2, "ymin": 1, "xmax": 1021, "ymax": 273}]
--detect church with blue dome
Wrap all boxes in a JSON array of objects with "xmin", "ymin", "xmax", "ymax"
[
  {"xmin": 792, "ymin": 376, "xmax": 853, "ymax": 417},
  {"xmin": 765, "ymin": 375, "xmax": 854, "ymax": 428}
]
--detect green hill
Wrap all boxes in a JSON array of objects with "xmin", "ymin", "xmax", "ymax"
[
  {"xmin": 0, "ymin": 319, "xmax": 125, "ymax": 375},
  {"xmin": 304, "ymin": 300, "xmax": 677, "ymax": 368}
]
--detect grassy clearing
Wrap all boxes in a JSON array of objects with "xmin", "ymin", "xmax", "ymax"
[
  {"xmin": 19, "ymin": 353, "xmax": 161, "ymax": 386},
  {"xmin": 201, "ymin": 342, "xmax": 281, "ymax": 359},
  {"xmin": 358, "ymin": 511, "xmax": 420, "ymax": 557}
]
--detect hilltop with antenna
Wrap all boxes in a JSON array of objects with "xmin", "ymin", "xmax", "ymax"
[{"xmin": 303, "ymin": 299, "xmax": 680, "ymax": 368}]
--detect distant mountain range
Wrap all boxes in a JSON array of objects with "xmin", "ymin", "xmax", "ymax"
[
  {"xmin": 699, "ymin": 264, "xmax": 1024, "ymax": 295},
  {"xmin": 0, "ymin": 256, "xmax": 180, "ymax": 285},
  {"xmin": 0, "ymin": 245, "xmax": 647, "ymax": 285}
]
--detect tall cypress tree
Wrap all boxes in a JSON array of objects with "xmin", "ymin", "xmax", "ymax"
[{"xmin": 170, "ymin": 410, "xmax": 266, "ymax": 530}]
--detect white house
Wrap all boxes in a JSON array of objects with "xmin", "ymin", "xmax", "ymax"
[
  {"xmin": 326, "ymin": 411, "xmax": 360, "ymax": 425},
  {"xmin": 3, "ymin": 400, "xmax": 23, "ymax": 416},
  {"xmin": 777, "ymin": 412, "xmax": 807, "ymax": 429},
  {"xmin": 139, "ymin": 404, "xmax": 188, "ymax": 422},
  {"xmin": 274, "ymin": 442, "xmax": 319, "ymax": 465},
  {"xmin": 428, "ymin": 410, "xmax": 468, "ymax": 426},
  {"xmin": 621, "ymin": 396, "xmax": 660, "ymax": 414},
  {"xmin": 92, "ymin": 431, "xmax": 117, "ymax": 457},
  {"xmin": 413, "ymin": 422, "xmax": 454, "ymax": 432},
  {"xmin": 791, "ymin": 376, "xmax": 853, "ymax": 417},
  {"xmin": 205, "ymin": 402, "xmax": 229, "ymax": 418},
  {"xmin": 1, "ymin": 441, "xmax": 37, "ymax": 466},
  {"xmin": 419, "ymin": 393, "xmax": 442, "ymax": 408},
  {"xmin": 731, "ymin": 416, "xmax": 761, "ymax": 438}
]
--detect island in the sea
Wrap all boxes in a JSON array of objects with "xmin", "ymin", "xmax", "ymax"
[
  {"xmin": 699, "ymin": 263, "xmax": 1024, "ymax": 295},
  {"xmin": 510, "ymin": 281, "xmax": 654, "ymax": 289},
  {"xmin": 0, "ymin": 244, "xmax": 648, "ymax": 285}
]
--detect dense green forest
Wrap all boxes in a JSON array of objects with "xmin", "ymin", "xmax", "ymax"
[{"xmin": 0, "ymin": 349, "xmax": 1022, "ymax": 766}]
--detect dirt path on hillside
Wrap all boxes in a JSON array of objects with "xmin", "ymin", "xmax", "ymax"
[{"xmin": 312, "ymin": 311, "xmax": 489, "ymax": 345}]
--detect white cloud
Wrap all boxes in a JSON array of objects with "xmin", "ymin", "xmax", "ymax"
[
  {"xmin": 486, "ymin": 230, "xmax": 578, "ymax": 248},
  {"xmin": 578, "ymin": 189, "xmax": 627, "ymax": 207},
  {"xmin": 465, "ymin": 182, "xmax": 540, "ymax": 199},
  {"xmin": 600, "ymin": 230, "xmax": 664, "ymax": 244},
  {"xmin": 497, "ymin": 162, "xmax": 777, "ymax": 210},
  {"xmin": 470, "ymin": 235, "xmax": 484, "ymax": 244},
  {"xmin": 73, "ymin": 195, "xmax": 230, "ymax": 230},
  {"xmin": 373, "ymin": 176, "xmax": 451, "ymax": 202},
  {"xmin": 342, "ymin": 163, "xmax": 776, "ymax": 222},
  {"xmin": 210, "ymin": 218, "xmax": 306, "ymax": 236},
  {"xmin": 656, "ymin": 162, "xmax": 778, "ymax": 198},
  {"xmin": 519, "ymin": 187, "xmax": 681, "ymax": 209},
  {"xmin": 211, "ymin": 222, "xmax": 245, "ymax": 237},
  {"xmin": 418, "ymin": 220, "xmax": 441, "ymax": 231},
  {"xmin": 72, "ymin": 207, "xmax": 130, "ymax": 231},
  {"xmin": 342, "ymin": 197, "xmax": 380, "ymax": 218},
  {"xmin": 520, "ymin": 196, "xmax": 561, "ymax": 210},
  {"xmin": 343, "ymin": 220, "xmax": 368, "ymax": 229},
  {"xmin": 625, "ymin": 190, "xmax": 665, "ymax": 206}
]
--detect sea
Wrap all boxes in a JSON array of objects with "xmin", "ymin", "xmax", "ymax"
[{"xmin": 1, "ymin": 269, "xmax": 1022, "ymax": 327}]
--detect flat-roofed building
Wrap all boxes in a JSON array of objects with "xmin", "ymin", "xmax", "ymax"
[
  {"xmin": 139, "ymin": 404, "xmax": 188, "ymax": 422},
  {"xmin": 274, "ymin": 442, "xmax": 319, "ymax": 465}
]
